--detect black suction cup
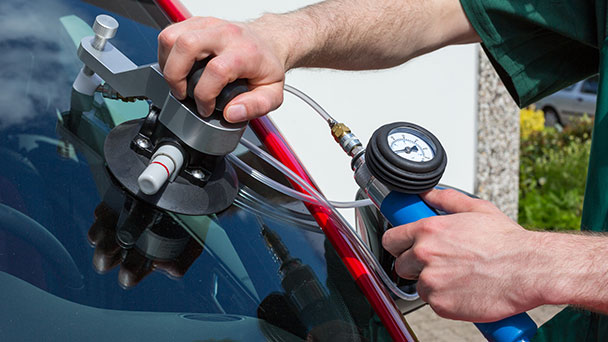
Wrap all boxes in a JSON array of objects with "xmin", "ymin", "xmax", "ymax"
[{"xmin": 104, "ymin": 119, "xmax": 238, "ymax": 216}]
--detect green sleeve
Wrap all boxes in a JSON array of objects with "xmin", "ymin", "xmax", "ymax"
[{"xmin": 459, "ymin": 0, "xmax": 600, "ymax": 107}]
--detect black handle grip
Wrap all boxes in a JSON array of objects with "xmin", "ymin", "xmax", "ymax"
[{"xmin": 186, "ymin": 59, "xmax": 249, "ymax": 112}]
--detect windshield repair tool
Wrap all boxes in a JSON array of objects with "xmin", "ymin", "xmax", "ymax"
[
  {"xmin": 74, "ymin": 15, "xmax": 248, "ymax": 215},
  {"xmin": 329, "ymin": 121, "xmax": 538, "ymax": 342}
]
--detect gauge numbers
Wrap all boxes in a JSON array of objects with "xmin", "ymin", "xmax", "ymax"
[{"xmin": 387, "ymin": 128, "xmax": 435, "ymax": 162}]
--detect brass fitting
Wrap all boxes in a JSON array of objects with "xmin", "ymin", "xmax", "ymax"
[
  {"xmin": 331, "ymin": 123, "xmax": 351, "ymax": 143},
  {"xmin": 330, "ymin": 122, "xmax": 363, "ymax": 158}
]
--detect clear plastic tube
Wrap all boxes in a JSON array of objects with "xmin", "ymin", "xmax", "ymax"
[
  {"xmin": 237, "ymin": 137, "xmax": 419, "ymax": 301},
  {"xmin": 239, "ymin": 137, "xmax": 331, "ymax": 204},
  {"xmin": 239, "ymin": 85, "xmax": 419, "ymax": 300},
  {"xmin": 329, "ymin": 199, "xmax": 373, "ymax": 208},
  {"xmin": 284, "ymin": 84, "xmax": 336, "ymax": 124},
  {"xmin": 227, "ymin": 153, "xmax": 373, "ymax": 208},
  {"xmin": 226, "ymin": 153, "xmax": 319, "ymax": 204}
]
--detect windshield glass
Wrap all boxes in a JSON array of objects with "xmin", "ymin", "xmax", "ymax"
[{"xmin": 0, "ymin": 0, "xmax": 392, "ymax": 341}]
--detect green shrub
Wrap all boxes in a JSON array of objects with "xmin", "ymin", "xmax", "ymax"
[{"xmin": 518, "ymin": 116, "xmax": 593, "ymax": 231}]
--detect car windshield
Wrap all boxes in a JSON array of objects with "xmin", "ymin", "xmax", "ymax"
[{"xmin": 0, "ymin": 0, "xmax": 391, "ymax": 340}]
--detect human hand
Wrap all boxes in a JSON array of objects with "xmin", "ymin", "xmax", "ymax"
[
  {"xmin": 382, "ymin": 189, "xmax": 545, "ymax": 322},
  {"xmin": 157, "ymin": 17, "xmax": 286, "ymax": 122}
]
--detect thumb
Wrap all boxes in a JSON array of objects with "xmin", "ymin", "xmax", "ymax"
[
  {"xmin": 224, "ymin": 82, "xmax": 284, "ymax": 122},
  {"xmin": 421, "ymin": 188, "xmax": 500, "ymax": 214}
]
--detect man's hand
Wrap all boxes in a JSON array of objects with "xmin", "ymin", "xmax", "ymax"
[
  {"xmin": 157, "ymin": 0, "xmax": 479, "ymax": 123},
  {"xmin": 158, "ymin": 17, "xmax": 286, "ymax": 122},
  {"xmin": 382, "ymin": 189, "xmax": 546, "ymax": 322}
]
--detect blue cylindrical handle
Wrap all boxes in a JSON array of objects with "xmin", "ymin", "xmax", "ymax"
[
  {"xmin": 379, "ymin": 191, "xmax": 537, "ymax": 342},
  {"xmin": 474, "ymin": 314, "xmax": 537, "ymax": 342}
]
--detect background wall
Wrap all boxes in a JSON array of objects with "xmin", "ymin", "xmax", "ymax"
[
  {"xmin": 475, "ymin": 50, "xmax": 520, "ymax": 220},
  {"xmin": 181, "ymin": 0, "xmax": 479, "ymax": 224}
]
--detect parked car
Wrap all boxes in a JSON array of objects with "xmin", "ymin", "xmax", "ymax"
[
  {"xmin": 0, "ymin": 0, "xmax": 426, "ymax": 341},
  {"xmin": 535, "ymin": 76, "xmax": 598, "ymax": 126}
]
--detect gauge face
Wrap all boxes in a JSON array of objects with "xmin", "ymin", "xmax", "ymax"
[{"xmin": 387, "ymin": 128, "xmax": 435, "ymax": 162}]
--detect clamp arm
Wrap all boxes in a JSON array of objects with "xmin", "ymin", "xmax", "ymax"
[{"xmin": 75, "ymin": 15, "xmax": 247, "ymax": 156}]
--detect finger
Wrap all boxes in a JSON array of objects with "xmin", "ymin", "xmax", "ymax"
[
  {"xmin": 93, "ymin": 202, "xmax": 112, "ymax": 219},
  {"xmin": 88, "ymin": 203, "xmax": 118, "ymax": 245},
  {"xmin": 91, "ymin": 247, "xmax": 121, "ymax": 274},
  {"xmin": 416, "ymin": 273, "xmax": 431, "ymax": 302},
  {"xmin": 394, "ymin": 248, "xmax": 423, "ymax": 280},
  {"xmin": 152, "ymin": 241, "xmax": 203, "ymax": 278},
  {"xmin": 421, "ymin": 188, "xmax": 500, "ymax": 215},
  {"xmin": 91, "ymin": 227, "xmax": 121, "ymax": 274},
  {"xmin": 163, "ymin": 29, "xmax": 226, "ymax": 100},
  {"xmin": 192, "ymin": 54, "xmax": 244, "ymax": 116},
  {"xmin": 381, "ymin": 223, "xmax": 417, "ymax": 257},
  {"xmin": 118, "ymin": 250, "xmax": 152, "ymax": 289},
  {"xmin": 87, "ymin": 220, "xmax": 105, "ymax": 246},
  {"xmin": 224, "ymin": 83, "xmax": 284, "ymax": 122},
  {"xmin": 157, "ymin": 17, "xmax": 219, "ymax": 71}
]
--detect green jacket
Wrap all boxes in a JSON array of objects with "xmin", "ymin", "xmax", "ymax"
[{"xmin": 459, "ymin": 0, "xmax": 606, "ymax": 340}]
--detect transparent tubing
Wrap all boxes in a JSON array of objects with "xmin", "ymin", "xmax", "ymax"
[
  {"xmin": 238, "ymin": 137, "xmax": 419, "ymax": 301},
  {"xmin": 226, "ymin": 153, "xmax": 317, "ymax": 204},
  {"xmin": 284, "ymin": 84, "xmax": 335, "ymax": 123},
  {"xmin": 226, "ymin": 154, "xmax": 372, "ymax": 208}
]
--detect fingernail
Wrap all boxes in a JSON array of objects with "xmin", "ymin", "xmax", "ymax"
[
  {"xmin": 171, "ymin": 89, "xmax": 185, "ymax": 100},
  {"xmin": 226, "ymin": 104, "xmax": 247, "ymax": 122},
  {"xmin": 196, "ymin": 104, "xmax": 210, "ymax": 117}
]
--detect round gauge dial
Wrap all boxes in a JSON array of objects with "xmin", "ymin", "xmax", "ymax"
[{"xmin": 387, "ymin": 128, "xmax": 435, "ymax": 162}]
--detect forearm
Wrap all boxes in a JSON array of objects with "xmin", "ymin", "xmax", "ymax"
[
  {"xmin": 532, "ymin": 231, "xmax": 608, "ymax": 313},
  {"xmin": 157, "ymin": 0, "xmax": 479, "ymax": 121},
  {"xmin": 250, "ymin": 0, "xmax": 479, "ymax": 71}
]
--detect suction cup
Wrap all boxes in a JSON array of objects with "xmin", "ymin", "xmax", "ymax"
[{"xmin": 104, "ymin": 119, "xmax": 239, "ymax": 216}]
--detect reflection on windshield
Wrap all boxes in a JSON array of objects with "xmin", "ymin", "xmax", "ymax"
[
  {"xmin": 88, "ymin": 196, "xmax": 202, "ymax": 289},
  {"xmin": 0, "ymin": 0, "xmax": 77, "ymax": 129},
  {"xmin": 0, "ymin": 0, "xmax": 392, "ymax": 341}
]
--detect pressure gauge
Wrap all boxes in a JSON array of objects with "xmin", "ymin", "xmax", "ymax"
[
  {"xmin": 387, "ymin": 127, "xmax": 435, "ymax": 162},
  {"xmin": 365, "ymin": 122, "xmax": 447, "ymax": 194}
]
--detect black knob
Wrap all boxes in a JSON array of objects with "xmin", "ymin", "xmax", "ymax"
[{"xmin": 186, "ymin": 59, "xmax": 249, "ymax": 112}]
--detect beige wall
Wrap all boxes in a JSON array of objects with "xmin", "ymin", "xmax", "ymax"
[
  {"xmin": 182, "ymin": 0, "xmax": 480, "ymax": 225},
  {"xmin": 475, "ymin": 49, "xmax": 520, "ymax": 220}
]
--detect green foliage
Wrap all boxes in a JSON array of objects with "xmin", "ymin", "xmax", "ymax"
[{"xmin": 518, "ymin": 116, "xmax": 593, "ymax": 231}]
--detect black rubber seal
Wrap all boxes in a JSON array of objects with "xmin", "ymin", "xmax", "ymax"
[{"xmin": 365, "ymin": 122, "xmax": 447, "ymax": 194}]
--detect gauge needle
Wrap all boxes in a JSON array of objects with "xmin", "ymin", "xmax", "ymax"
[{"xmin": 396, "ymin": 146, "xmax": 418, "ymax": 154}]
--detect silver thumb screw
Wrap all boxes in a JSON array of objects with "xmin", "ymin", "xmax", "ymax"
[{"xmin": 92, "ymin": 14, "xmax": 119, "ymax": 51}]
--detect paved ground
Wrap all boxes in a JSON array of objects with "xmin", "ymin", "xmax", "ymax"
[{"xmin": 405, "ymin": 305, "xmax": 564, "ymax": 341}]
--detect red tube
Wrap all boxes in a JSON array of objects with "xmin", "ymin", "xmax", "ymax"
[
  {"xmin": 154, "ymin": 0, "xmax": 191, "ymax": 22},
  {"xmin": 153, "ymin": 2, "xmax": 415, "ymax": 340},
  {"xmin": 249, "ymin": 117, "xmax": 415, "ymax": 341}
]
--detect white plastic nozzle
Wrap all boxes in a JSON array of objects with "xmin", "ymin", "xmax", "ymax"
[
  {"xmin": 137, "ymin": 144, "xmax": 184, "ymax": 195},
  {"xmin": 72, "ymin": 67, "xmax": 103, "ymax": 95}
]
